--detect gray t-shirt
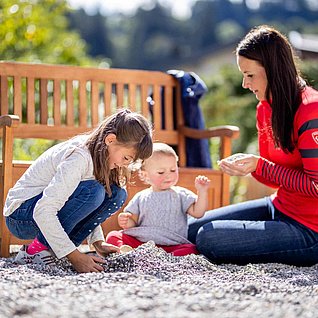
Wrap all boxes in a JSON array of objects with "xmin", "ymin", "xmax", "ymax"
[{"xmin": 123, "ymin": 186, "xmax": 197, "ymax": 245}]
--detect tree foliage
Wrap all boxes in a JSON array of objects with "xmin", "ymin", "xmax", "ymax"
[
  {"xmin": 67, "ymin": 9, "xmax": 113, "ymax": 62},
  {"xmin": 0, "ymin": 0, "xmax": 93, "ymax": 65},
  {"xmin": 68, "ymin": 0, "xmax": 318, "ymax": 71}
]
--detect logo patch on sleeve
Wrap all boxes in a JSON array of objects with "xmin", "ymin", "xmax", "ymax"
[{"xmin": 312, "ymin": 131, "xmax": 318, "ymax": 145}]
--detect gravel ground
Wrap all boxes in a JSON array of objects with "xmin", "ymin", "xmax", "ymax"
[{"xmin": 1, "ymin": 241, "xmax": 318, "ymax": 318}]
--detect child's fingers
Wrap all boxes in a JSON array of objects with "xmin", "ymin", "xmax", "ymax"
[
  {"xmin": 195, "ymin": 175, "xmax": 211, "ymax": 185},
  {"xmin": 91, "ymin": 255, "xmax": 106, "ymax": 264}
]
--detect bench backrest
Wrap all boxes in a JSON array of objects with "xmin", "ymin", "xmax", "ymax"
[{"xmin": 0, "ymin": 61, "xmax": 188, "ymax": 165}]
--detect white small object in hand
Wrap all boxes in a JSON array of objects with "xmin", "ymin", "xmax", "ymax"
[{"xmin": 224, "ymin": 153, "xmax": 247, "ymax": 163}]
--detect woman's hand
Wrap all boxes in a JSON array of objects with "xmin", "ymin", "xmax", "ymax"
[
  {"xmin": 93, "ymin": 240, "xmax": 119, "ymax": 257},
  {"xmin": 67, "ymin": 249, "xmax": 106, "ymax": 273},
  {"xmin": 218, "ymin": 153, "xmax": 260, "ymax": 176}
]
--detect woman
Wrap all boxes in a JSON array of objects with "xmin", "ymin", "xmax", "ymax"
[{"xmin": 188, "ymin": 25, "xmax": 318, "ymax": 266}]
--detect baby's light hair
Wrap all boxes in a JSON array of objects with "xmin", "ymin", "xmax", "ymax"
[
  {"xmin": 141, "ymin": 142, "xmax": 178, "ymax": 170},
  {"xmin": 151, "ymin": 142, "xmax": 178, "ymax": 160}
]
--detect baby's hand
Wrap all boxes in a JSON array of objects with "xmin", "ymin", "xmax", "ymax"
[
  {"xmin": 195, "ymin": 175, "xmax": 211, "ymax": 191},
  {"xmin": 118, "ymin": 212, "xmax": 133, "ymax": 229}
]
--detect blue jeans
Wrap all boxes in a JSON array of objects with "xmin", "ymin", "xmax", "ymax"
[
  {"xmin": 6, "ymin": 180, "xmax": 127, "ymax": 248},
  {"xmin": 188, "ymin": 197, "xmax": 318, "ymax": 266}
]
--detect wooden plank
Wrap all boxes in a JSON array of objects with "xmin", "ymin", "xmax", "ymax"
[
  {"xmin": 104, "ymin": 82, "xmax": 112, "ymax": 117},
  {"xmin": 66, "ymin": 80, "xmax": 74, "ymax": 125},
  {"xmin": 0, "ymin": 76, "xmax": 8, "ymax": 115},
  {"xmin": 175, "ymin": 83, "xmax": 186, "ymax": 167},
  {"xmin": 128, "ymin": 83, "xmax": 136, "ymax": 111},
  {"xmin": 116, "ymin": 83, "xmax": 124, "ymax": 107},
  {"xmin": 91, "ymin": 81, "xmax": 99, "ymax": 126},
  {"xmin": 78, "ymin": 80, "xmax": 87, "ymax": 127},
  {"xmin": 164, "ymin": 85, "xmax": 174, "ymax": 130},
  {"xmin": 11, "ymin": 124, "xmax": 179, "ymax": 143},
  {"xmin": 26, "ymin": 78, "xmax": 35, "ymax": 124},
  {"xmin": 13, "ymin": 124, "xmax": 89, "ymax": 140},
  {"xmin": 141, "ymin": 84, "xmax": 149, "ymax": 120},
  {"xmin": 53, "ymin": 79, "xmax": 61, "ymax": 125},
  {"xmin": 40, "ymin": 79, "xmax": 48, "ymax": 125},
  {"xmin": 13, "ymin": 76, "xmax": 22, "ymax": 119},
  {"xmin": 152, "ymin": 130, "xmax": 178, "ymax": 145},
  {"xmin": 152, "ymin": 84, "xmax": 162, "ymax": 132},
  {"xmin": 0, "ymin": 125, "xmax": 14, "ymax": 256},
  {"xmin": 0, "ymin": 61, "xmax": 176, "ymax": 85}
]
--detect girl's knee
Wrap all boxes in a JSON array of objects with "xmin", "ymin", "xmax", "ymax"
[
  {"xmin": 78, "ymin": 180, "xmax": 105, "ymax": 197},
  {"xmin": 89, "ymin": 181, "xmax": 107, "ymax": 206},
  {"xmin": 110, "ymin": 185, "xmax": 127, "ymax": 206}
]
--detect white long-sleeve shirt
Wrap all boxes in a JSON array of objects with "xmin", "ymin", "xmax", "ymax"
[{"xmin": 4, "ymin": 135, "xmax": 105, "ymax": 259}]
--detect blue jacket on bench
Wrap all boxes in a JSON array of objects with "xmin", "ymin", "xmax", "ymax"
[{"xmin": 168, "ymin": 70, "xmax": 212, "ymax": 168}]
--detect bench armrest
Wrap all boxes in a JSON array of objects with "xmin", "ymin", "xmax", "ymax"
[
  {"xmin": 0, "ymin": 115, "xmax": 20, "ymax": 128},
  {"xmin": 178, "ymin": 125, "xmax": 240, "ymax": 140}
]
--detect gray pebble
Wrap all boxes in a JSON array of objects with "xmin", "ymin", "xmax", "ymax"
[{"xmin": 0, "ymin": 241, "xmax": 318, "ymax": 317}]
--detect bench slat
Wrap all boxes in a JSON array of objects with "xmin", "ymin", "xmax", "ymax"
[
  {"xmin": 14, "ymin": 76, "xmax": 22, "ymax": 118},
  {"xmin": 27, "ymin": 78, "xmax": 35, "ymax": 124},
  {"xmin": 104, "ymin": 82, "xmax": 112, "ymax": 117},
  {"xmin": 91, "ymin": 81, "xmax": 99, "ymax": 126},
  {"xmin": 0, "ymin": 76, "xmax": 8, "ymax": 115},
  {"xmin": 128, "ymin": 83, "xmax": 137, "ymax": 112},
  {"xmin": 53, "ymin": 79, "xmax": 61, "ymax": 125},
  {"xmin": 66, "ymin": 80, "xmax": 74, "ymax": 125},
  {"xmin": 40, "ymin": 79, "xmax": 48, "ymax": 125},
  {"xmin": 79, "ymin": 80, "xmax": 87, "ymax": 127}
]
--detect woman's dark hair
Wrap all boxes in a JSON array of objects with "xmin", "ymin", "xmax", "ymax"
[
  {"xmin": 86, "ymin": 109, "xmax": 153, "ymax": 195},
  {"xmin": 236, "ymin": 25, "xmax": 305, "ymax": 153}
]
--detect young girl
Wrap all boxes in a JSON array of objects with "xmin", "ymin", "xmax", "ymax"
[
  {"xmin": 106, "ymin": 142, "xmax": 211, "ymax": 256},
  {"xmin": 4, "ymin": 109, "xmax": 153, "ymax": 273}
]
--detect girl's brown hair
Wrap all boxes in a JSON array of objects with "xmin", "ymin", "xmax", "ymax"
[
  {"xmin": 86, "ymin": 109, "xmax": 153, "ymax": 195},
  {"xmin": 236, "ymin": 25, "xmax": 305, "ymax": 153}
]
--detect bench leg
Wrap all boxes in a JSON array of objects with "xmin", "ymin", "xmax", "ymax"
[
  {"xmin": 0, "ymin": 222, "xmax": 11, "ymax": 257},
  {"xmin": 0, "ymin": 124, "xmax": 15, "ymax": 257}
]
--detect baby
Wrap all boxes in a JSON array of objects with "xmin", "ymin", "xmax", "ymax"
[{"xmin": 106, "ymin": 142, "xmax": 211, "ymax": 256}]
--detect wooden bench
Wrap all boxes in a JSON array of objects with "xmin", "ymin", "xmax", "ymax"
[{"xmin": 0, "ymin": 61, "xmax": 239, "ymax": 257}]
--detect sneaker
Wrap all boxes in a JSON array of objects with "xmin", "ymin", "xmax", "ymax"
[{"xmin": 14, "ymin": 245, "xmax": 57, "ymax": 266}]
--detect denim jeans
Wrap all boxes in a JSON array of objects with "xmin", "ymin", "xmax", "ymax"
[
  {"xmin": 6, "ymin": 180, "xmax": 127, "ymax": 248},
  {"xmin": 188, "ymin": 197, "xmax": 318, "ymax": 266}
]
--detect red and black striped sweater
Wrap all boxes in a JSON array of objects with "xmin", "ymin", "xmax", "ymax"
[{"xmin": 252, "ymin": 86, "xmax": 318, "ymax": 232}]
